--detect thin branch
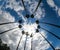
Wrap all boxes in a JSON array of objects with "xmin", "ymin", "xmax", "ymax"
[
  {"xmin": 16, "ymin": 35, "xmax": 23, "ymax": 50},
  {"xmin": 40, "ymin": 33, "xmax": 55, "ymax": 50},
  {"xmin": 40, "ymin": 27, "xmax": 60, "ymax": 40},
  {"xmin": 0, "ymin": 27, "xmax": 18, "ymax": 34},
  {"xmin": 40, "ymin": 22, "xmax": 60, "ymax": 28}
]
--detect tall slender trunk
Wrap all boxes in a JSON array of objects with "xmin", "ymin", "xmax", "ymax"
[
  {"xmin": 0, "ymin": 22, "xmax": 16, "ymax": 25},
  {"xmin": 16, "ymin": 35, "xmax": 23, "ymax": 50},
  {"xmin": 40, "ymin": 27, "xmax": 60, "ymax": 40},
  {"xmin": 21, "ymin": 0, "xmax": 27, "ymax": 11},
  {"xmin": 31, "ymin": 38, "xmax": 33, "ymax": 50},
  {"xmin": 0, "ymin": 27, "xmax": 18, "ymax": 34},
  {"xmin": 24, "ymin": 35, "xmax": 27, "ymax": 50},
  {"xmin": 33, "ymin": 0, "xmax": 42, "ymax": 14},
  {"xmin": 40, "ymin": 33, "xmax": 55, "ymax": 50},
  {"xmin": 40, "ymin": 22, "xmax": 60, "ymax": 28}
]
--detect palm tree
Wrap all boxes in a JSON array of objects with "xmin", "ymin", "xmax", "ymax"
[
  {"xmin": 16, "ymin": 30, "xmax": 25, "ymax": 50},
  {"xmin": 21, "ymin": 0, "xmax": 30, "ymax": 18},
  {"xmin": 37, "ymin": 24, "xmax": 60, "ymax": 40},
  {"xmin": 30, "ymin": 34, "xmax": 33, "ymax": 50},
  {"xmin": 0, "ymin": 25, "xmax": 22, "ymax": 34},
  {"xmin": 21, "ymin": 0, "xmax": 26, "ymax": 11},
  {"xmin": 40, "ymin": 32, "xmax": 55, "ymax": 50},
  {"xmin": 0, "ymin": 20, "xmax": 23, "ymax": 25},
  {"xmin": 16, "ymin": 35, "xmax": 23, "ymax": 50},
  {"xmin": 0, "ymin": 22, "xmax": 16, "ymax": 25},
  {"xmin": 36, "ymin": 29, "xmax": 39, "ymax": 33},
  {"xmin": 40, "ymin": 22, "xmax": 60, "ymax": 28},
  {"xmin": 0, "ymin": 27, "xmax": 18, "ymax": 34},
  {"xmin": 33, "ymin": 0, "xmax": 42, "ymax": 14},
  {"xmin": 40, "ymin": 27, "xmax": 60, "ymax": 40},
  {"xmin": 30, "ymin": 0, "xmax": 42, "ymax": 18},
  {"xmin": 24, "ymin": 32, "xmax": 29, "ymax": 50}
]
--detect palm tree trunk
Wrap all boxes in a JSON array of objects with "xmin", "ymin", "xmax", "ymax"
[
  {"xmin": 40, "ymin": 27, "xmax": 60, "ymax": 40},
  {"xmin": 21, "ymin": 0, "xmax": 26, "ymax": 11},
  {"xmin": 24, "ymin": 35, "xmax": 27, "ymax": 50},
  {"xmin": 16, "ymin": 35, "xmax": 23, "ymax": 50},
  {"xmin": 31, "ymin": 38, "xmax": 33, "ymax": 50},
  {"xmin": 0, "ymin": 22, "xmax": 16, "ymax": 25},
  {"xmin": 40, "ymin": 33, "xmax": 55, "ymax": 50},
  {"xmin": 0, "ymin": 27, "xmax": 18, "ymax": 34},
  {"xmin": 40, "ymin": 22, "xmax": 60, "ymax": 28},
  {"xmin": 33, "ymin": 0, "xmax": 42, "ymax": 14}
]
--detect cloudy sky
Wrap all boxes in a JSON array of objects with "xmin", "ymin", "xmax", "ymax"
[{"xmin": 0, "ymin": 0, "xmax": 60, "ymax": 50}]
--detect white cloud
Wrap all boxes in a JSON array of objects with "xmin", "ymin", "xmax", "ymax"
[
  {"xmin": 47, "ymin": 0, "xmax": 55, "ymax": 7},
  {"xmin": 31, "ymin": 32, "xmax": 50, "ymax": 50},
  {"xmin": 22, "ymin": 23, "xmax": 37, "ymax": 35},
  {"xmin": 47, "ymin": 0, "xmax": 60, "ymax": 17},
  {"xmin": 0, "ymin": 0, "xmax": 52, "ymax": 50},
  {"xmin": 58, "ymin": 8, "xmax": 60, "ymax": 16}
]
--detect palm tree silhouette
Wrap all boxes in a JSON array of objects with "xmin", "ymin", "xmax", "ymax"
[
  {"xmin": 0, "ymin": 20, "xmax": 23, "ymax": 25},
  {"xmin": 40, "ymin": 32, "xmax": 55, "ymax": 50},
  {"xmin": 24, "ymin": 32, "xmax": 29, "ymax": 50},
  {"xmin": 40, "ymin": 27, "xmax": 60, "ymax": 40},
  {"xmin": 0, "ymin": 25, "xmax": 22, "ymax": 34},
  {"xmin": 33, "ymin": 0, "xmax": 42, "ymax": 14},
  {"xmin": 0, "ymin": 27, "xmax": 18, "ymax": 34},
  {"xmin": 21, "ymin": 0, "xmax": 30, "ymax": 18},
  {"xmin": 30, "ymin": 34, "xmax": 33, "ymax": 50},
  {"xmin": 40, "ymin": 22, "xmax": 60, "ymax": 28},
  {"xmin": 16, "ymin": 30, "xmax": 25, "ymax": 50},
  {"xmin": 37, "ymin": 25, "xmax": 60, "ymax": 40}
]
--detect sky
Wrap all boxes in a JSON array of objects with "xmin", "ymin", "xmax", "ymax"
[{"xmin": 0, "ymin": 0, "xmax": 60, "ymax": 50}]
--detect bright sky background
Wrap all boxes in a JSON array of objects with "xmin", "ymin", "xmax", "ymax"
[{"xmin": 0, "ymin": 0, "xmax": 60, "ymax": 50}]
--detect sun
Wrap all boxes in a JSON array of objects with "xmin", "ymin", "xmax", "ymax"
[{"xmin": 22, "ymin": 23, "xmax": 37, "ymax": 35}]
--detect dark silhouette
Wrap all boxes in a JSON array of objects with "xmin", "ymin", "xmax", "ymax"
[
  {"xmin": 19, "ymin": 25, "xmax": 22, "ymax": 28},
  {"xmin": 36, "ymin": 29, "xmax": 39, "ymax": 33},
  {"xmin": 21, "ymin": 0, "xmax": 30, "ymax": 18},
  {"xmin": 37, "ymin": 25, "xmax": 60, "ymax": 40},
  {"xmin": 16, "ymin": 35, "xmax": 23, "ymax": 50},
  {"xmin": 30, "ymin": 34, "xmax": 33, "ymax": 37},
  {"xmin": 0, "ymin": 19, "xmax": 23, "ymax": 25},
  {"xmin": 21, "ymin": 0, "xmax": 26, "ymax": 11},
  {"xmin": 18, "ymin": 19, "xmax": 23, "ymax": 24},
  {"xmin": 30, "ymin": 34, "xmax": 33, "ymax": 50},
  {"xmin": 40, "ymin": 22, "xmax": 60, "ymax": 28},
  {"xmin": 24, "ymin": 35, "xmax": 27, "ymax": 50},
  {"xmin": 0, "ymin": 27, "xmax": 18, "ymax": 34},
  {"xmin": 26, "ymin": 32, "xmax": 29, "ymax": 36},
  {"xmin": 0, "ymin": 39, "xmax": 10, "ymax": 50},
  {"xmin": 33, "ymin": 0, "xmax": 42, "ymax": 14},
  {"xmin": 35, "ymin": 20, "xmax": 40, "ymax": 24},
  {"xmin": 40, "ymin": 27, "xmax": 60, "ymax": 40},
  {"xmin": 16, "ymin": 30, "xmax": 25, "ymax": 50},
  {"xmin": 0, "ymin": 22, "xmax": 16, "ymax": 25},
  {"xmin": 40, "ymin": 33, "xmax": 55, "ymax": 50},
  {"xmin": 30, "ymin": 14, "xmax": 34, "ymax": 18},
  {"xmin": 37, "ymin": 25, "xmax": 41, "ymax": 29},
  {"xmin": 25, "ymin": 14, "xmax": 30, "ymax": 18},
  {"xmin": 22, "ymin": 30, "xmax": 25, "ymax": 34}
]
